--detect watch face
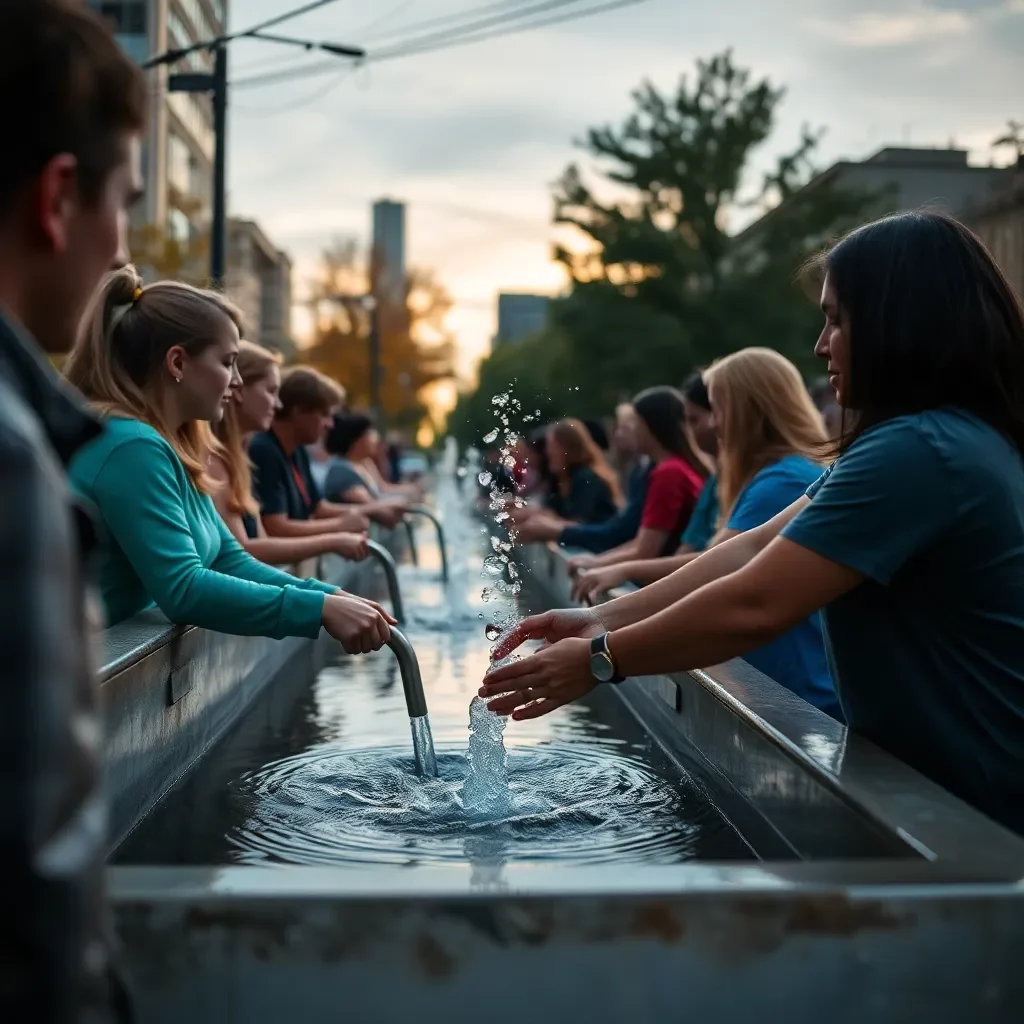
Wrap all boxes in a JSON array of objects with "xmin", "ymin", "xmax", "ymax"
[{"xmin": 590, "ymin": 652, "xmax": 615, "ymax": 683}]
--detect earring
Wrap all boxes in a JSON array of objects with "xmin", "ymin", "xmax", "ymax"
[{"xmin": 174, "ymin": 376, "xmax": 182, "ymax": 384}]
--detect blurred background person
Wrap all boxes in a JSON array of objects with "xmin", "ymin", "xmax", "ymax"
[
  {"xmin": 543, "ymin": 418, "xmax": 621, "ymax": 524},
  {"xmin": 573, "ymin": 348, "xmax": 840, "ymax": 720},
  {"xmin": 567, "ymin": 385, "xmax": 711, "ymax": 572},
  {"xmin": 211, "ymin": 341, "xmax": 369, "ymax": 565}
]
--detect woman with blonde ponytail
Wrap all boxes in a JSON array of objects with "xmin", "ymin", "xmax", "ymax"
[
  {"xmin": 65, "ymin": 266, "xmax": 394, "ymax": 653},
  {"xmin": 210, "ymin": 340, "xmax": 371, "ymax": 565},
  {"xmin": 574, "ymin": 348, "xmax": 840, "ymax": 719}
]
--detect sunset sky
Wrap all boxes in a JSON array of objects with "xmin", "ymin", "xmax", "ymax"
[{"xmin": 226, "ymin": 0, "xmax": 1023, "ymax": 400}]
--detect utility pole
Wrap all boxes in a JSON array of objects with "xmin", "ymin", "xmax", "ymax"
[
  {"xmin": 146, "ymin": 20, "xmax": 363, "ymax": 288},
  {"xmin": 210, "ymin": 44, "xmax": 229, "ymax": 287}
]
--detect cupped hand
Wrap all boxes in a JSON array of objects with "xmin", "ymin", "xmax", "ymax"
[
  {"xmin": 572, "ymin": 566, "xmax": 624, "ymax": 604},
  {"xmin": 372, "ymin": 503, "xmax": 407, "ymax": 528},
  {"xmin": 334, "ymin": 530, "xmax": 369, "ymax": 561},
  {"xmin": 489, "ymin": 606, "xmax": 604, "ymax": 661},
  {"xmin": 515, "ymin": 513, "xmax": 560, "ymax": 544},
  {"xmin": 479, "ymin": 637, "xmax": 594, "ymax": 720},
  {"xmin": 566, "ymin": 552, "xmax": 599, "ymax": 574},
  {"xmin": 339, "ymin": 510, "xmax": 371, "ymax": 533},
  {"xmin": 321, "ymin": 592, "xmax": 393, "ymax": 654}
]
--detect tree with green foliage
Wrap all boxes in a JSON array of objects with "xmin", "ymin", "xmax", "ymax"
[{"xmin": 449, "ymin": 50, "xmax": 880, "ymax": 447}]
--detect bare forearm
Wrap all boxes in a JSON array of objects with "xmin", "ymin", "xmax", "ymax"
[
  {"xmin": 598, "ymin": 499, "xmax": 808, "ymax": 630},
  {"xmin": 263, "ymin": 516, "xmax": 350, "ymax": 537},
  {"xmin": 620, "ymin": 550, "xmax": 700, "ymax": 584},
  {"xmin": 600, "ymin": 531, "xmax": 762, "ymax": 629},
  {"xmin": 243, "ymin": 534, "xmax": 334, "ymax": 566},
  {"xmin": 583, "ymin": 538, "xmax": 639, "ymax": 568},
  {"xmin": 315, "ymin": 498, "xmax": 359, "ymax": 519},
  {"xmin": 608, "ymin": 574, "xmax": 777, "ymax": 677}
]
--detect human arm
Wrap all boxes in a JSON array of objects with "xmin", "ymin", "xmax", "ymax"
[
  {"xmin": 566, "ymin": 527, "xmax": 668, "ymax": 571},
  {"xmin": 91, "ymin": 438, "xmax": 333, "ymax": 637},
  {"xmin": 485, "ymin": 420, "xmax": 956, "ymax": 718},
  {"xmin": 481, "ymin": 537, "xmax": 862, "ymax": 718},
  {"xmin": 491, "ymin": 498, "xmax": 808, "ymax": 660},
  {"xmin": 314, "ymin": 495, "xmax": 408, "ymax": 528}
]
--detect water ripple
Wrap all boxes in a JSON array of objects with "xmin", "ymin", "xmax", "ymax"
[{"xmin": 227, "ymin": 744, "xmax": 719, "ymax": 868}]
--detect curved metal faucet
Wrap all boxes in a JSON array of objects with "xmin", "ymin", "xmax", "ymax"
[
  {"xmin": 386, "ymin": 628, "xmax": 438, "ymax": 778},
  {"xmin": 365, "ymin": 539, "xmax": 405, "ymax": 625},
  {"xmin": 402, "ymin": 518, "xmax": 419, "ymax": 566},
  {"xmin": 407, "ymin": 505, "xmax": 450, "ymax": 582}
]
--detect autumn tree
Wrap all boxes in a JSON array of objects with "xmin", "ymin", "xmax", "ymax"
[{"xmin": 302, "ymin": 237, "xmax": 455, "ymax": 431}]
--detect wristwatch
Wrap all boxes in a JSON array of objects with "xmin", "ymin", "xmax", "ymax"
[{"xmin": 590, "ymin": 632, "xmax": 625, "ymax": 684}]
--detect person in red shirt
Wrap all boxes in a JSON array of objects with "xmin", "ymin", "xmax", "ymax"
[{"xmin": 568, "ymin": 386, "xmax": 710, "ymax": 574}]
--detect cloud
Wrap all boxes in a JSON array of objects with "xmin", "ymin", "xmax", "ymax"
[{"xmin": 807, "ymin": 7, "xmax": 972, "ymax": 47}]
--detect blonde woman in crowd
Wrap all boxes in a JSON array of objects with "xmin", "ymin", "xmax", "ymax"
[{"xmin": 576, "ymin": 348, "xmax": 841, "ymax": 718}]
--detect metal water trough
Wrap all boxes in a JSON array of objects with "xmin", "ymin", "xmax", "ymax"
[{"xmin": 106, "ymin": 533, "xmax": 1024, "ymax": 1023}]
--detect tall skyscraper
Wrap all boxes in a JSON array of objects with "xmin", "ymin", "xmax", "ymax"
[
  {"xmin": 371, "ymin": 199, "xmax": 407, "ymax": 309},
  {"xmin": 87, "ymin": 1, "xmax": 227, "ymax": 265}
]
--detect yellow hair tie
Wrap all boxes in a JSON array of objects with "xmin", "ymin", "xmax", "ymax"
[{"xmin": 133, "ymin": 286, "xmax": 143, "ymax": 301}]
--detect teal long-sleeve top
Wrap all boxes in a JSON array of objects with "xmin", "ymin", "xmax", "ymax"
[{"xmin": 69, "ymin": 417, "xmax": 336, "ymax": 637}]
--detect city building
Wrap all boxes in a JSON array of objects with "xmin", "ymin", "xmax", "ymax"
[
  {"xmin": 227, "ymin": 219, "xmax": 295, "ymax": 357},
  {"xmin": 371, "ymin": 199, "xmax": 407, "ymax": 310},
  {"xmin": 494, "ymin": 293, "xmax": 550, "ymax": 346},
  {"xmin": 965, "ymin": 162, "xmax": 1024, "ymax": 301},
  {"xmin": 87, "ymin": 1, "xmax": 226, "ymax": 271},
  {"xmin": 732, "ymin": 145, "xmax": 1012, "ymax": 262}
]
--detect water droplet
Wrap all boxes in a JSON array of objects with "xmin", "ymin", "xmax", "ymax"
[
  {"xmin": 456, "ymin": 466, "xmax": 467, "ymax": 478},
  {"xmin": 485, "ymin": 623, "xmax": 502, "ymax": 641},
  {"xmin": 483, "ymin": 556, "xmax": 505, "ymax": 576},
  {"xmin": 483, "ymin": 428, "xmax": 499, "ymax": 443},
  {"xmin": 478, "ymin": 471, "xmax": 492, "ymax": 486},
  {"xmin": 477, "ymin": 612, "xmax": 484, "ymax": 619}
]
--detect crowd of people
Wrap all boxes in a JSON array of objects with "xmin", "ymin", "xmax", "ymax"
[{"xmin": 6, "ymin": 2, "xmax": 1024, "ymax": 1021}]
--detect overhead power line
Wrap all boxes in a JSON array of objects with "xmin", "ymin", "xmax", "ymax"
[
  {"xmin": 231, "ymin": 0, "xmax": 649, "ymax": 90},
  {"xmin": 356, "ymin": 0, "xmax": 584, "ymax": 43}
]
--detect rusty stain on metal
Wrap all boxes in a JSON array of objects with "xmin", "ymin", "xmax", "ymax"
[
  {"xmin": 416, "ymin": 933, "xmax": 455, "ymax": 979},
  {"xmin": 630, "ymin": 902, "xmax": 686, "ymax": 944},
  {"xmin": 781, "ymin": 896, "xmax": 912, "ymax": 937}
]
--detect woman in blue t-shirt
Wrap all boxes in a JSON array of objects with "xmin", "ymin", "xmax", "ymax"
[
  {"xmin": 575, "ymin": 348, "xmax": 841, "ymax": 720},
  {"xmin": 483, "ymin": 212, "xmax": 1024, "ymax": 836}
]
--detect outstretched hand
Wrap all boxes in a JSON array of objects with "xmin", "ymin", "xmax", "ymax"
[
  {"xmin": 479, "ymin": 637, "xmax": 594, "ymax": 720},
  {"xmin": 489, "ymin": 606, "xmax": 605, "ymax": 661}
]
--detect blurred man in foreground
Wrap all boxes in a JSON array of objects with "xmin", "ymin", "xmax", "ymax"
[{"xmin": 0, "ymin": 2, "xmax": 145, "ymax": 1019}]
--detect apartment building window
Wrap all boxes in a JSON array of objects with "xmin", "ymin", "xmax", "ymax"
[{"xmin": 94, "ymin": 1, "xmax": 146, "ymax": 35}]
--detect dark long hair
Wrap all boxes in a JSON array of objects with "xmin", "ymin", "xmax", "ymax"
[
  {"xmin": 818, "ymin": 211, "xmax": 1024, "ymax": 455},
  {"xmin": 632, "ymin": 385, "xmax": 710, "ymax": 479}
]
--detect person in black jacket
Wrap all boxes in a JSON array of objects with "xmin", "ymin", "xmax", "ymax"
[{"xmin": 543, "ymin": 418, "xmax": 621, "ymax": 524}]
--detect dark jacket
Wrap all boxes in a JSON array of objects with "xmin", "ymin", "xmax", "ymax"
[
  {"xmin": 0, "ymin": 313, "xmax": 125, "ymax": 1022},
  {"xmin": 546, "ymin": 465, "xmax": 618, "ymax": 525},
  {"xmin": 559, "ymin": 460, "xmax": 651, "ymax": 553}
]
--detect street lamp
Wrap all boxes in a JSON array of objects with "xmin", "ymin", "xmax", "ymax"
[{"xmin": 147, "ymin": 32, "xmax": 364, "ymax": 288}]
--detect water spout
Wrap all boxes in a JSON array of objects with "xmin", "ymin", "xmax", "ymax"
[
  {"xmin": 407, "ymin": 505, "xmax": 450, "ymax": 582},
  {"xmin": 403, "ymin": 518, "xmax": 419, "ymax": 566},
  {"xmin": 365, "ymin": 540, "xmax": 405, "ymax": 624},
  {"xmin": 386, "ymin": 627, "xmax": 438, "ymax": 778}
]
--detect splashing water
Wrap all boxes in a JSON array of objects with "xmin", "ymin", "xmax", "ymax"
[{"xmin": 460, "ymin": 696, "xmax": 511, "ymax": 817}]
